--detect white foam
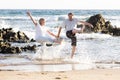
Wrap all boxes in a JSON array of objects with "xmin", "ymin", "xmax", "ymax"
[
  {"xmin": 32, "ymin": 41, "xmax": 66, "ymax": 60},
  {"xmin": 0, "ymin": 16, "xmax": 29, "ymax": 20},
  {"xmin": 46, "ymin": 16, "xmax": 58, "ymax": 22},
  {"xmin": 76, "ymin": 33, "xmax": 112, "ymax": 40},
  {"xmin": 0, "ymin": 21, "xmax": 10, "ymax": 29},
  {"xmin": 23, "ymin": 30, "xmax": 35, "ymax": 39}
]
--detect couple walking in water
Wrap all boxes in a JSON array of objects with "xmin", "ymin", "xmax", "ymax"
[{"xmin": 27, "ymin": 11, "xmax": 93, "ymax": 58}]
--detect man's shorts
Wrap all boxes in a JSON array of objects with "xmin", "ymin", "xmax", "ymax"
[{"xmin": 66, "ymin": 30, "xmax": 77, "ymax": 46}]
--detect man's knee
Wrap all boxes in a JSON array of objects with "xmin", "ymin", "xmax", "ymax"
[{"xmin": 66, "ymin": 30, "xmax": 75, "ymax": 38}]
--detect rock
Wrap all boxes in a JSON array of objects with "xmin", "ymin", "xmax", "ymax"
[
  {"xmin": 110, "ymin": 28, "xmax": 120, "ymax": 36},
  {"xmin": 17, "ymin": 31, "xmax": 29, "ymax": 41},
  {"xmin": 6, "ymin": 47, "xmax": 16, "ymax": 54},
  {"xmin": 0, "ymin": 28, "xmax": 38, "ymax": 54},
  {"xmin": 86, "ymin": 14, "xmax": 106, "ymax": 32},
  {"xmin": 30, "ymin": 38, "xmax": 36, "ymax": 42},
  {"xmin": 0, "ymin": 28, "xmax": 30, "ymax": 42},
  {"xmin": 16, "ymin": 47, "xmax": 22, "ymax": 53},
  {"xmin": 0, "ymin": 41, "xmax": 37, "ymax": 54},
  {"xmin": 21, "ymin": 45, "xmax": 36, "ymax": 52},
  {"xmin": 0, "ymin": 30, "xmax": 3, "ymax": 41},
  {"xmin": 86, "ymin": 14, "xmax": 120, "ymax": 36}
]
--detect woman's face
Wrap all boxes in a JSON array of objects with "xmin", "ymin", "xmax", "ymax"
[{"xmin": 39, "ymin": 20, "xmax": 45, "ymax": 26}]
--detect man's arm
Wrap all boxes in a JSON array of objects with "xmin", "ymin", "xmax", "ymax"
[
  {"xmin": 57, "ymin": 27, "xmax": 62, "ymax": 38},
  {"xmin": 79, "ymin": 21, "xmax": 93, "ymax": 28},
  {"xmin": 27, "ymin": 11, "xmax": 37, "ymax": 26}
]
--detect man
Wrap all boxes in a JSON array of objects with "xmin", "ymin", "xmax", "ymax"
[
  {"xmin": 60, "ymin": 13, "xmax": 93, "ymax": 58},
  {"xmin": 27, "ymin": 11, "xmax": 62, "ymax": 44}
]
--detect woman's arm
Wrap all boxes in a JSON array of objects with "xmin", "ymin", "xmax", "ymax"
[
  {"xmin": 27, "ymin": 11, "xmax": 37, "ymax": 26},
  {"xmin": 47, "ymin": 30, "xmax": 58, "ymax": 38},
  {"xmin": 47, "ymin": 27, "xmax": 62, "ymax": 38}
]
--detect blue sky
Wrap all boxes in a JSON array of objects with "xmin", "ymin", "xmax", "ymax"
[{"xmin": 0, "ymin": 0, "xmax": 120, "ymax": 9}]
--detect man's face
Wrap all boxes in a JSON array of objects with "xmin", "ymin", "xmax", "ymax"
[{"xmin": 68, "ymin": 14, "xmax": 73, "ymax": 20}]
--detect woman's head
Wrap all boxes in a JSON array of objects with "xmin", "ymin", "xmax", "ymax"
[{"xmin": 39, "ymin": 18, "xmax": 45, "ymax": 26}]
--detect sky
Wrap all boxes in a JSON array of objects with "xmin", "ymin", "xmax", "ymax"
[{"xmin": 0, "ymin": 0, "xmax": 120, "ymax": 9}]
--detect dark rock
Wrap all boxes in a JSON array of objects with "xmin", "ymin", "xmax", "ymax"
[
  {"xmin": 17, "ymin": 31, "xmax": 29, "ymax": 42},
  {"xmin": 86, "ymin": 14, "xmax": 120, "ymax": 36},
  {"xmin": 86, "ymin": 14, "xmax": 106, "ymax": 32},
  {"xmin": 30, "ymin": 38, "xmax": 36, "ymax": 42},
  {"xmin": 0, "ymin": 28, "xmax": 30, "ymax": 42},
  {"xmin": 110, "ymin": 28, "xmax": 120, "ymax": 36},
  {"xmin": 6, "ymin": 47, "xmax": 16, "ymax": 54},
  {"xmin": 0, "ymin": 28, "xmax": 38, "ymax": 54},
  {"xmin": 22, "ymin": 45, "xmax": 36, "ymax": 52},
  {"xmin": 16, "ymin": 47, "xmax": 22, "ymax": 53}
]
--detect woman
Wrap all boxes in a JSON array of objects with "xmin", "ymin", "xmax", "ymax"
[{"xmin": 27, "ymin": 11, "xmax": 62, "ymax": 44}]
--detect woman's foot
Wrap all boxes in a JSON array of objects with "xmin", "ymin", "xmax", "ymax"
[{"xmin": 54, "ymin": 38, "xmax": 63, "ymax": 44}]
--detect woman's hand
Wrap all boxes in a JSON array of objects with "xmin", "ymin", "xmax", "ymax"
[{"xmin": 55, "ymin": 35, "xmax": 59, "ymax": 39}]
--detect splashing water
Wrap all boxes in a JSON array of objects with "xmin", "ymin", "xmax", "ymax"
[{"xmin": 33, "ymin": 41, "xmax": 66, "ymax": 60}]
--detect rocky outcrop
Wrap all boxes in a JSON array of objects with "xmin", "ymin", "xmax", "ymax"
[
  {"xmin": 86, "ymin": 14, "xmax": 120, "ymax": 36},
  {"xmin": 0, "ymin": 28, "xmax": 30, "ymax": 42},
  {"xmin": 0, "ymin": 41, "xmax": 36, "ymax": 54},
  {"xmin": 0, "ymin": 28, "xmax": 37, "ymax": 54}
]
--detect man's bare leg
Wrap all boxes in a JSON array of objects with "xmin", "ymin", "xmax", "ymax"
[{"xmin": 71, "ymin": 46, "xmax": 76, "ymax": 58}]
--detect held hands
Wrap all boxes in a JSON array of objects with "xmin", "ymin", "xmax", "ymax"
[{"xmin": 55, "ymin": 35, "xmax": 59, "ymax": 39}]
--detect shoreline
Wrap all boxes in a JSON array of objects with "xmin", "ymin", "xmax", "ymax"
[{"xmin": 0, "ymin": 69, "xmax": 120, "ymax": 80}]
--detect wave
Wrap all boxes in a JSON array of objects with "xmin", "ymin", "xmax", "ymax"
[
  {"xmin": 0, "ymin": 15, "xmax": 120, "ymax": 21},
  {"xmin": 76, "ymin": 33, "xmax": 112, "ymax": 40},
  {"xmin": 0, "ymin": 15, "xmax": 98, "ymax": 21},
  {"xmin": 0, "ymin": 16, "xmax": 29, "ymax": 20},
  {"xmin": 0, "ymin": 21, "xmax": 10, "ymax": 28}
]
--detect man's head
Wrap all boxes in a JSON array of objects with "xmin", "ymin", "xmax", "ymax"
[
  {"xmin": 39, "ymin": 18, "xmax": 45, "ymax": 26},
  {"xmin": 68, "ymin": 13, "xmax": 73, "ymax": 21}
]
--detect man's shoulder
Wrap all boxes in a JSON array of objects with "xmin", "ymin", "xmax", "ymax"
[
  {"xmin": 73, "ymin": 18, "xmax": 78, "ymax": 21},
  {"xmin": 64, "ymin": 19, "xmax": 69, "ymax": 21}
]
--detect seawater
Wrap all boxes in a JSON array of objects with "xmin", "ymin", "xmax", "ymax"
[{"xmin": 0, "ymin": 9, "xmax": 120, "ymax": 71}]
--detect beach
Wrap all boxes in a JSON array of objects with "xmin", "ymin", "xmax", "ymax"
[
  {"xmin": 0, "ymin": 9, "xmax": 120, "ymax": 80},
  {"xmin": 0, "ymin": 69, "xmax": 120, "ymax": 80}
]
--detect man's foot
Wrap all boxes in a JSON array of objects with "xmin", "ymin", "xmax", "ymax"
[
  {"xmin": 72, "ymin": 29, "xmax": 83, "ymax": 34},
  {"xmin": 77, "ymin": 30, "xmax": 83, "ymax": 34}
]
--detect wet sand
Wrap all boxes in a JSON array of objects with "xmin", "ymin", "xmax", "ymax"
[{"xmin": 0, "ymin": 69, "xmax": 120, "ymax": 80}]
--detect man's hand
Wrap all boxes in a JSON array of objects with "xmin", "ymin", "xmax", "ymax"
[{"xmin": 90, "ymin": 24, "xmax": 94, "ymax": 28}]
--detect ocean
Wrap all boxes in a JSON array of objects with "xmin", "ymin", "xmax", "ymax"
[{"xmin": 0, "ymin": 9, "xmax": 120, "ymax": 71}]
